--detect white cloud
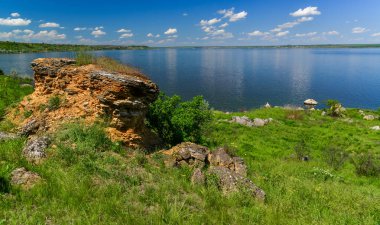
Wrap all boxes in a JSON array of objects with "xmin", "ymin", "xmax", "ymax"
[
  {"xmin": 11, "ymin": 12, "xmax": 20, "ymax": 18},
  {"xmin": 0, "ymin": 17, "xmax": 31, "ymax": 26},
  {"xmin": 164, "ymin": 28, "xmax": 177, "ymax": 35},
  {"xmin": 295, "ymin": 32, "xmax": 317, "ymax": 37},
  {"xmin": 0, "ymin": 32, "xmax": 13, "ymax": 38},
  {"xmin": 155, "ymin": 34, "xmax": 160, "ymax": 38},
  {"xmin": 276, "ymin": 31, "xmax": 289, "ymax": 37},
  {"xmin": 352, "ymin": 27, "xmax": 368, "ymax": 34},
  {"xmin": 200, "ymin": 18, "xmax": 221, "ymax": 26},
  {"xmin": 297, "ymin": 17, "xmax": 314, "ymax": 22},
  {"xmin": 372, "ymin": 33, "xmax": 380, "ymax": 37},
  {"xmin": 39, "ymin": 22, "xmax": 60, "ymax": 28},
  {"xmin": 120, "ymin": 33, "xmax": 133, "ymax": 38},
  {"xmin": 230, "ymin": 11, "xmax": 248, "ymax": 22},
  {"xmin": 323, "ymin": 31, "xmax": 339, "ymax": 35},
  {"xmin": 147, "ymin": 33, "xmax": 154, "ymax": 37},
  {"xmin": 278, "ymin": 21, "xmax": 299, "ymax": 30},
  {"xmin": 219, "ymin": 23, "xmax": 228, "ymax": 28},
  {"xmin": 290, "ymin": 7, "xmax": 321, "ymax": 17},
  {"xmin": 91, "ymin": 28, "xmax": 106, "ymax": 37},
  {"xmin": 117, "ymin": 28, "xmax": 131, "ymax": 33},
  {"xmin": 183, "ymin": 13, "xmax": 188, "ymax": 16},
  {"xmin": 218, "ymin": 8, "xmax": 248, "ymax": 22},
  {"xmin": 248, "ymin": 30, "xmax": 269, "ymax": 37},
  {"xmin": 74, "ymin": 27, "xmax": 87, "ymax": 31},
  {"xmin": 33, "ymin": 30, "xmax": 66, "ymax": 40},
  {"xmin": 209, "ymin": 29, "xmax": 234, "ymax": 39}
]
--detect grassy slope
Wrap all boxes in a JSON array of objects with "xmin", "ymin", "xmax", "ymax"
[
  {"xmin": 1, "ymin": 76, "xmax": 380, "ymax": 224},
  {"xmin": 0, "ymin": 41, "xmax": 150, "ymax": 54},
  {"xmin": 0, "ymin": 76, "xmax": 34, "ymax": 121}
]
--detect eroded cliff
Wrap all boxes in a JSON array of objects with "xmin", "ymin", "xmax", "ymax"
[{"xmin": 8, "ymin": 58, "xmax": 160, "ymax": 148}]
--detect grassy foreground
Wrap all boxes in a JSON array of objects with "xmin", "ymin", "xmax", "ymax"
[{"xmin": 0, "ymin": 75, "xmax": 380, "ymax": 224}]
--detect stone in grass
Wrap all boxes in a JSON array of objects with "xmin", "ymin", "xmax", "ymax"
[
  {"xmin": 22, "ymin": 136, "xmax": 51, "ymax": 163},
  {"xmin": 363, "ymin": 115, "xmax": 379, "ymax": 121},
  {"xmin": 370, "ymin": 126, "xmax": 380, "ymax": 131},
  {"xmin": 18, "ymin": 118, "xmax": 41, "ymax": 136},
  {"xmin": 207, "ymin": 166, "xmax": 266, "ymax": 202},
  {"xmin": 10, "ymin": 167, "xmax": 41, "ymax": 190},
  {"xmin": 0, "ymin": 132, "xmax": 18, "ymax": 141},
  {"xmin": 231, "ymin": 116, "xmax": 273, "ymax": 127}
]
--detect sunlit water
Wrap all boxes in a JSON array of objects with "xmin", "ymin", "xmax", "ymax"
[{"xmin": 1, "ymin": 48, "xmax": 379, "ymax": 110}]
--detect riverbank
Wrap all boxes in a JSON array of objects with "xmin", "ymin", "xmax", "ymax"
[
  {"xmin": 0, "ymin": 41, "xmax": 150, "ymax": 54},
  {"xmin": 1, "ymin": 69, "xmax": 379, "ymax": 224}
]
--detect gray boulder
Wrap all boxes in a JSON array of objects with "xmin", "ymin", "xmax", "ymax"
[
  {"xmin": 22, "ymin": 136, "xmax": 50, "ymax": 163},
  {"xmin": 191, "ymin": 168, "xmax": 205, "ymax": 185},
  {"xmin": 10, "ymin": 167, "xmax": 41, "ymax": 189},
  {"xmin": 207, "ymin": 166, "xmax": 265, "ymax": 202},
  {"xmin": 18, "ymin": 119, "xmax": 41, "ymax": 136}
]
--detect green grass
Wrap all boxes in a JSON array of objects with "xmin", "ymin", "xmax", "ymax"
[
  {"xmin": 1, "ymin": 76, "xmax": 380, "ymax": 224},
  {"xmin": 0, "ymin": 75, "xmax": 34, "ymax": 120},
  {"xmin": 75, "ymin": 53, "xmax": 146, "ymax": 79}
]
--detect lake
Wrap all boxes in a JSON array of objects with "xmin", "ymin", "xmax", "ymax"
[{"xmin": 0, "ymin": 48, "xmax": 379, "ymax": 111}]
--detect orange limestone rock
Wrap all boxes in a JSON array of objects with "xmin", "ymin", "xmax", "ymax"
[{"xmin": 10, "ymin": 58, "xmax": 160, "ymax": 148}]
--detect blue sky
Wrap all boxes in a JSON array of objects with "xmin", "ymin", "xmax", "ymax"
[{"xmin": 1, "ymin": 0, "xmax": 380, "ymax": 46}]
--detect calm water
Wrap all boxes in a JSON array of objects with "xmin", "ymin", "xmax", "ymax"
[{"xmin": 1, "ymin": 48, "xmax": 380, "ymax": 110}]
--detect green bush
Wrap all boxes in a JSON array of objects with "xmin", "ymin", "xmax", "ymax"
[
  {"xmin": 0, "ymin": 68, "xmax": 4, "ymax": 76},
  {"xmin": 352, "ymin": 153, "xmax": 380, "ymax": 177},
  {"xmin": 326, "ymin": 99, "xmax": 345, "ymax": 117},
  {"xmin": 294, "ymin": 139, "xmax": 310, "ymax": 161},
  {"xmin": 146, "ymin": 93, "xmax": 212, "ymax": 147},
  {"xmin": 323, "ymin": 146, "xmax": 349, "ymax": 170}
]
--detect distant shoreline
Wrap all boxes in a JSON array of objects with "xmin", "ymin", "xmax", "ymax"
[{"xmin": 1, "ymin": 41, "xmax": 380, "ymax": 54}]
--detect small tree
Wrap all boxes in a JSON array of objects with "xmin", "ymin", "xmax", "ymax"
[{"xmin": 146, "ymin": 93, "xmax": 212, "ymax": 147}]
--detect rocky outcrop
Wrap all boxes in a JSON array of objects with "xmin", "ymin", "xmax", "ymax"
[
  {"xmin": 162, "ymin": 143, "xmax": 265, "ymax": 201},
  {"xmin": 8, "ymin": 58, "xmax": 159, "ymax": 148}
]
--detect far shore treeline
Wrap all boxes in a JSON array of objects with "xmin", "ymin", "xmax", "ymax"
[
  {"xmin": 0, "ymin": 41, "xmax": 150, "ymax": 54},
  {"xmin": 1, "ymin": 41, "xmax": 380, "ymax": 54}
]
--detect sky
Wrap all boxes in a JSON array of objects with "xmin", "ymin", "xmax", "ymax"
[{"xmin": 0, "ymin": 0, "xmax": 380, "ymax": 46}]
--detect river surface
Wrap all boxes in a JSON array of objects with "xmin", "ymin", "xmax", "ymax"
[{"xmin": 1, "ymin": 48, "xmax": 379, "ymax": 110}]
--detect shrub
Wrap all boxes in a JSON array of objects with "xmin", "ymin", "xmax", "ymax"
[
  {"xmin": 326, "ymin": 99, "xmax": 345, "ymax": 117},
  {"xmin": 55, "ymin": 122, "xmax": 123, "ymax": 165},
  {"xmin": 323, "ymin": 146, "xmax": 349, "ymax": 170},
  {"xmin": 0, "ymin": 68, "xmax": 4, "ymax": 76},
  {"xmin": 294, "ymin": 139, "xmax": 310, "ymax": 161},
  {"xmin": 285, "ymin": 110, "xmax": 304, "ymax": 120},
  {"xmin": 351, "ymin": 153, "xmax": 380, "ymax": 177},
  {"xmin": 48, "ymin": 96, "xmax": 61, "ymax": 111},
  {"xmin": 0, "ymin": 176, "xmax": 10, "ymax": 193},
  {"xmin": 146, "ymin": 93, "xmax": 212, "ymax": 147},
  {"xmin": 23, "ymin": 110, "xmax": 33, "ymax": 118}
]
